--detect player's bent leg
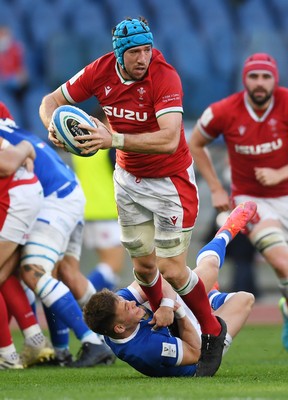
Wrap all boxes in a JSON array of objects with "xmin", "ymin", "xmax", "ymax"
[{"xmin": 212, "ymin": 291, "xmax": 255, "ymax": 338}]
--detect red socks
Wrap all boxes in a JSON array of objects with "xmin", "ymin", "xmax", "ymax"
[
  {"xmin": 139, "ymin": 273, "xmax": 163, "ymax": 312},
  {"xmin": 1, "ymin": 275, "xmax": 37, "ymax": 330},
  {"xmin": 180, "ymin": 278, "xmax": 221, "ymax": 336},
  {"xmin": 0, "ymin": 292, "xmax": 13, "ymax": 347}
]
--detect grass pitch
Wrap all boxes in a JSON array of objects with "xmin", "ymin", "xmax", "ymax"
[{"xmin": 1, "ymin": 324, "xmax": 287, "ymax": 400}]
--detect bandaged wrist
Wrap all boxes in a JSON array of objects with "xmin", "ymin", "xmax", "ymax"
[
  {"xmin": 160, "ymin": 298, "xmax": 175, "ymax": 308},
  {"xmin": 175, "ymin": 305, "xmax": 186, "ymax": 319},
  {"xmin": 111, "ymin": 133, "xmax": 124, "ymax": 149}
]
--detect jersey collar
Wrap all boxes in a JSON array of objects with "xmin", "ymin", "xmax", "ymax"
[
  {"xmin": 115, "ymin": 61, "xmax": 136, "ymax": 85},
  {"xmin": 244, "ymin": 91, "xmax": 275, "ymax": 122},
  {"xmin": 109, "ymin": 323, "xmax": 141, "ymax": 344}
]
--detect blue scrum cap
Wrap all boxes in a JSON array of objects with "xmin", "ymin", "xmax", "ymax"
[{"xmin": 112, "ymin": 18, "xmax": 153, "ymax": 69}]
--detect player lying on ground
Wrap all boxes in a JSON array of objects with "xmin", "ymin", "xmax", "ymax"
[{"xmin": 84, "ymin": 202, "xmax": 256, "ymax": 377}]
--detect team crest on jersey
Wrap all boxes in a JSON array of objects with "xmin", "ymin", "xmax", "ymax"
[
  {"xmin": 161, "ymin": 343, "xmax": 177, "ymax": 358},
  {"xmin": 238, "ymin": 125, "xmax": 246, "ymax": 135},
  {"xmin": 137, "ymin": 87, "xmax": 146, "ymax": 101},
  {"xmin": 268, "ymin": 118, "xmax": 277, "ymax": 130}
]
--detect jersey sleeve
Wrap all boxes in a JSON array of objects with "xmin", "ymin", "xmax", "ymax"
[
  {"xmin": 146, "ymin": 330, "xmax": 184, "ymax": 367},
  {"xmin": 61, "ymin": 61, "xmax": 98, "ymax": 104},
  {"xmin": 197, "ymin": 99, "xmax": 227, "ymax": 140},
  {"xmin": 151, "ymin": 55, "xmax": 184, "ymax": 118}
]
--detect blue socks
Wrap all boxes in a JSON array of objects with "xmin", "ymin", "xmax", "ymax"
[{"xmin": 196, "ymin": 237, "xmax": 227, "ymax": 269}]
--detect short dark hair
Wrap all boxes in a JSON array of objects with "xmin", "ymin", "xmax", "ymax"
[{"xmin": 83, "ymin": 289, "xmax": 118, "ymax": 336}]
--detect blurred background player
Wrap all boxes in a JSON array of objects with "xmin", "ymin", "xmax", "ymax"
[
  {"xmin": 72, "ymin": 108, "xmax": 125, "ymax": 292},
  {"xmin": 0, "ymin": 133, "xmax": 53, "ymax": 369},
  {"xmin": 0, "ymin": 25, "xmax": 30, "ymax": 127},
  {"xmin": 0, "ymin": 102, "xmax": 115, "ymax": 368},
  {"xmin": 189, "ymin": 53, "xmax": 288, "ymax": 351}
]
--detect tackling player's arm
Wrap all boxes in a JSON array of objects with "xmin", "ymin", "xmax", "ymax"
[
  {"xmin": 189, "ymin": 124, "xmax": 230, "ymax": 212},
  {"xmin": 0, "ymin": 139, "xmax": 35, "ymax": 176},
  {"xmin": 130, "ymin": 277, "xmax": 175, "ymax": 329},
  {"xmin": 174, "ymin": 301, "xmax": 201, "ymax": 365}
]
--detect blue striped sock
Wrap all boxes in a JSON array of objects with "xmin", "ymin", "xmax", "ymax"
[
  {"xmin": 196, "ymin": 237, "xmax": 227, "ymax": 269},
  {"xmin": 208, "ymin": 290, "xmax": 229, "ymax": 310}
]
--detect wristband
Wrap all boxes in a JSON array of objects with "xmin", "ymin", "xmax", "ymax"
[
  {"xmin": 160, "ymin": 298, "xmax": 175, "ymax": 308},
  {"xmin": 175, "ymin": 305, "xmax": 186, "ymax": 319},
  {"xmin": 111, "ymin": 133, "xmax": 125, "ymax": 149}
]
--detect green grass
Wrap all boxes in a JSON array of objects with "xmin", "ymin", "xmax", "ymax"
[{"xmin": 1, "ymin": 325, "xmax": 287, "ymax": 400}]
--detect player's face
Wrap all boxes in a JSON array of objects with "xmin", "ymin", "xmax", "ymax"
[
  {"xmin": 121, "ymin": 45, "xmax": 152, "ymax": 80},
  {"xmin": 114, "ymin": 298, "xmax": 146, "ymax": 329},
  {"xmin": 245, "ymin": 71, "xmax": 275, "ymax": 107}
]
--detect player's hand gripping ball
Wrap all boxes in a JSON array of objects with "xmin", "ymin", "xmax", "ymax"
[{"xmin": 52, "ymin": 105, "xmax": 97, "ymax": 157}]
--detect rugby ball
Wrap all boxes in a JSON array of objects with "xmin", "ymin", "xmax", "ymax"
[{"xmin": 52, "ymin": 105, "xmax": 97, "ymax": 157}]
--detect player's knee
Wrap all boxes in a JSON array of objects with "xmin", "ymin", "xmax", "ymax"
[
  {"xmin": 160, "ymin": 267, "xmax": 180, "ymax": 284},
  {"xmin": 155, "ymin": 230, "xmax": 192, "ymax": 258},
  {"xmin": 155, "ymin": 236, "xmax": 181, "ymax": 249},
  {"xmin": 251, "ymin": 227, "xmax": 286, "ymax": 253},
  {"xmin": 121, "ymin": 222, "xmax": 154, "ymax": 257},
  {"xmin": 238, "ymin": 291, "xmax": 255, "ymax": 310},
  {"xmin": 20, "ymin": 263, "xmax": 38, "ymax": 290}
]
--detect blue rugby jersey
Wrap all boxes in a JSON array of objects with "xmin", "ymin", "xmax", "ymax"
[
  {"xmin": 0, "ymin": 121, "xmax": 76, "ymax": 197},
  {"xmin": 105, "ymin": 287, "xmax": 197, "ymax": 377}
]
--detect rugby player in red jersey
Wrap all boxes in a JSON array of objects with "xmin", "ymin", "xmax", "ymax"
[
  {"xmin": 40, "ymin": 17, "xmax": 227, "ymax": 376},
  {"xmin": 189, "ymin": 53, "xmax": 288, "ymax": 351}
]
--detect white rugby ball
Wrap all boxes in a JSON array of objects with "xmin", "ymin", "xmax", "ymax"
[{"xmin": 52, "ymin": 105, "xmax": 97, "ymax": 157}]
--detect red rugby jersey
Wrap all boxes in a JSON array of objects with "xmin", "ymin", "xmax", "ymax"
[
  {"xmin": 198, "ymin": 87, "xmax": 288, "ymax": 198},
  {"xmin": 61, "ymin": 49, "xmax": 192, "ymax": 178},
  {"xmin": 0, "ymin": 102, "xmax": 13, "ymax": 119}
]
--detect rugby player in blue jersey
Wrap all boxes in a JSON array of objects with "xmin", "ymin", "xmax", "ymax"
[
  {"xmin": 0, "ymin": 102, "xmax": 115, "ymax": 368},
  {"xmin": 84, "ymin": 202, "xmax": 256, "ymax": 377}
]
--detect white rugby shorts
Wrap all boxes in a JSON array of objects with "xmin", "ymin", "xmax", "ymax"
[
  {"xmin": 114, "ymin": 163, "xmax": 199, "ymax": 231},
  {"xmin": 0, "ymin": 172, "xmax": 43, "ymax": 244},
  {"xmin": 26, "ymin": 183, "xmax": 86, "ymax": 259},
  {"xmin": 234, "ymin": 194, "xmax": 288, "ymax": 239},
  {"xmin": 83, "ymin": 220, "xmax": 121, "ymax": 249}
]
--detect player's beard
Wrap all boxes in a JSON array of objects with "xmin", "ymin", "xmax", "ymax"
[
  {"xmin": 248, "ymin": 87, "xmax": 273, "ymax": 107},
  {"xmin": 125, "ymin": 67, "xmax": 148, "ymax": 81}
]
